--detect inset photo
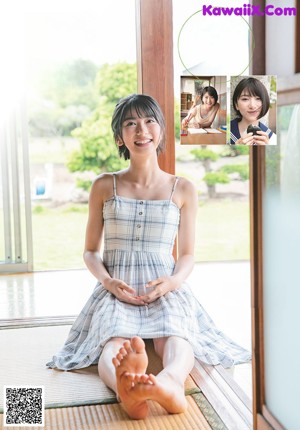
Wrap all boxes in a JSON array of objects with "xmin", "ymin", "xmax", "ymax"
[
  {"xmin": 180, "ymin": 76, "xmax": 227, "ymax": 145},
  {"xmin": 230, "ymin": 75, "xmax": 277, "ymax": 145}
]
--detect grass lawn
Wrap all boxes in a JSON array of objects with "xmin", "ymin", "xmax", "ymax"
[
  {"xmin": 195, "ymin": 199, "xmax": 250, "ymax": 261},
  {"xmin": 1, "ymin": 199, "xmax": 249, "ymax": 271},
  {"xmin": 29, "ymin": 138, "xmax": 80, "ymax": 165},
  {"xmin": 28, "ymin": 199, "xmax": 249, "ymax": 271},
  {"xmin": 31, "ymin": 204, "xmax": 88, "ymax": 271}
]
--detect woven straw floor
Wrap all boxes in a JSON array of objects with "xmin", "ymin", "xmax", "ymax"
[{"xmin": 0, "ymin": 325, "xmax": 229, "ymax": 429}]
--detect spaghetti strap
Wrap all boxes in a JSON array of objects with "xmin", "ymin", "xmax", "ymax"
[
  {"xmin": 170, "ymin": 176, "xmax": 180, "ymax": 202},
  {"xmin": 112, "ymin": 173, "xmax": 117, "ymax": 197}
]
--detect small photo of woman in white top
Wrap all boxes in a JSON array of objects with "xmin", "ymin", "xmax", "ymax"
[{"xmin": 182, "ymin": 86, "xmax": 220, "ymax": 130}]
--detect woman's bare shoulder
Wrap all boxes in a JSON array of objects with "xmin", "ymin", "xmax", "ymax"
[
  {"xmin": 90, "ymin": 173, "xmax": 115, "ymax": 202},
  {"xmin": 175, "ymin": 176, "xmax": 198, "ymax": 207},
  {"xmin": 190, "ymin": 106, "xmax": 199, "ymax": 115},
  {"xmin": 177, "ymin": 176, "xmax": 197, "ymax": 194},
  {"xmin": 92, "ymin": 172, "xmax": 114, "ymax": 188}
]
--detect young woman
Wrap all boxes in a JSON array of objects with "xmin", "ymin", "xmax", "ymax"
[
  {"xmin": 181, "ymin": 86, "xmax": 220, "ymax": 129},
  {"xmin": 47, "ymin": 94, "xmax": 250, "ymax": 420},
  {"xmin": 230, "ymin": 77, "xmax": 277, "ymax": 145}
]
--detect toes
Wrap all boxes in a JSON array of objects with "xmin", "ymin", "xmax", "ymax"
[
  {"xmin": 119, "ymin": 347, "xmax": 127, "ymax": 356},
  {"xmin": 141, "ymin": 374, "xmax": 152, "ymax": 384},
  {"xmin": 124, "ymin": 372, "xmax": 135, "ymax": 381},
  {"xmin": 131, "ymin": 336, "xmax": 145, "ymax": 354},
  {"xmin": 112, "ymin": 357, "xmax": 120, "ymax": 368},
  {"xmin": 123, "ymin": 340, "xmax": 132, "ymax": 354},
  {"xmin": 124, "ymin": 372, "xmax": 135, "ymax": 388},
  {"xmin": 131, "ymin": 373, "xmax": 153, "ymax": 385},
  {"xmin": 133, "ymin": 374, "xmax": 143, "ymax": 384},
  {"xmin": 116, "ymin": 352, "xmax": 124, "ymax": 362},
  {"xmin": 148, "ymin": 374, "xmax": 156, "ymax": 385},
  {"xmin": 115, "ymin": 345, "xmax": 129, "ymax": 364},
  {"xmin": 116, "ymin": 371, "xmax": 135, "ymax": 389}
]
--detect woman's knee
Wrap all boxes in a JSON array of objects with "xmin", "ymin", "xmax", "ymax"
[
  {"xmin": 153, "ymin": 336, "xmax": 169, "ymax": 357},
  {"xmin": 100, "ymin": 337, "xmax": 129, "ymax": 360},
  {"xmin": 153, "ymin": 336, "xmax": 193, "ymax": 357}
]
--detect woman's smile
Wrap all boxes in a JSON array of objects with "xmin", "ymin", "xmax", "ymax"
[
  {"xmin": 247, "ymin": 108, "xmax": 260, "ymax": 115},
  {"xmin": 134, "ymin": 139, "xmax": 152, "ymax": 146}
]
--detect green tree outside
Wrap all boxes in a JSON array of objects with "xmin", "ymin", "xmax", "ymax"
[
  {"xmin": 68, "ymin": 63, "xmax": 137, "ymax": 189},
  {"xmin": 29, "ymin": 59, "xmax": 100, "ymax": 137}
]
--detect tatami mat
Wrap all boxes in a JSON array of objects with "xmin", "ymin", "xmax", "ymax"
[
  {"xmin": 0, "ymin": 396, "xmax": 214, "ymax": 430},
  {"xmin": 0, "ymin": 326, "xmax": 199, "ymax": 411}
]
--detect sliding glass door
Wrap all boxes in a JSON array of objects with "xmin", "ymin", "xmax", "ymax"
[{"xmin": 0, "ymin": 0, "xmax": 137, "ymax": 272}]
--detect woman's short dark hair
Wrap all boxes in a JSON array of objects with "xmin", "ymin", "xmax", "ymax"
[
  {"xmin": 111, "ymin": 94, "xmax": 166, "ymax": 160},
  {"xmin": 232, "ymin": 77, "xmax": 270, "ymax": 121},
  {"xmin": 201, "ymin": 86, "xmax": 218, "ymax": 104}
]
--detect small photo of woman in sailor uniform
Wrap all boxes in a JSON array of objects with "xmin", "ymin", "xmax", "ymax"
[{"xmin": 230, "ymin": 76, "xmax": 277, "ymax": 145}]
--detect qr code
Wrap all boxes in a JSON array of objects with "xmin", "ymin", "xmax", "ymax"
[{"xmin": 4, "ymin": 386, "xmax": 45, "ymax": 427}]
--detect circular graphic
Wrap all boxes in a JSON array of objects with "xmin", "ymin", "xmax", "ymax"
[{"xmin": 177, "ymin": 9, "xmax": 255, "ymax": 79}]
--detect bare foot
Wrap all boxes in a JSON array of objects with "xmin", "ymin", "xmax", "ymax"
[
  {"xmin": 130, "ymin": 372, "xmax": 188, "ymax": 414},
  {"xmin": 150, "ymin": 373, "xmax": 188, "ymax": 413},
  {"xmin": 112, "ymin": 337, "xmax": 149, "ymax": 419}
]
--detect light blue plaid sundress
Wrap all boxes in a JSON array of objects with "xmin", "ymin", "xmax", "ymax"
[{"xmin": 47, "ymin": 174, "xmax": 251, "ymax": 370}]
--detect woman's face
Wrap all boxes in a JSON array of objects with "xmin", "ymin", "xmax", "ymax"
[
  {"xmin": 202, "ymin": 92, "xmax": 216, "ymax": 107},
  {"xmin": 235, "ymin": 90, "xmax": 263, "ymax": 123},
  {"xmin": 120, "ymin": 108, "xmax": 161, "ymax": 156}
]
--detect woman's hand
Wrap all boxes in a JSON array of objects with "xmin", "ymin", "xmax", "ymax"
[
  {"xmin": 253, "ymin": 130, "xmax": 269, "ymax": 145},
  {"xmin": 181, "ymin": 118, "xmax": 189, "ymax": 128},
  {"xmin": 103, "ymin": 278, "xmax": 146, "ymax": 306},
  {"xmin": 137, "ymin": 276, "xmax": 179, "ymax": 304},
  {"xmin": 236, "ymin": 131, "xmax": 269, "ymax": 146},
  {"xmin": 235, "ymin": 132, "xmax": 254, "ymax": 145}
]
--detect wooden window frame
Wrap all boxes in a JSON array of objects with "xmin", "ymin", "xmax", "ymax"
[
  {"xmin": 135, "ymin": 0, "xmax": 175, "ymax": 175},
  {"xmin": 296, "ymin": 0, "xmax": 300, "ymax": 73},
  {"xmin": 250, "ymin": 4, "xmax": 283, "ymax": 424},
  {"xmin": 251, "ymin": 0, "xmax": 266, "ymax": 75},
  {"xmin": 135, "ymin": 0, "xmax": 176, "ymax": 259}
]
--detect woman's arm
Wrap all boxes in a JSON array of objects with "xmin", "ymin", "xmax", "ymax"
[
  {"xmin": 139, "ymin": 178, "xmax": 198, "ymax": 303},
  {"xmin": 181, "ymin": 106, "xmax": 197, "ymax": 127},
  {"xmin": 84, "ymin": 175, "xmax": 145, "ymax": 305},
  {"xmin": 172, "ymin": 179, "xmax": 198, "ymax": 282},
  {"xmin": 83, "ymin": 175, "xmax": 111, "ymax": 284}
]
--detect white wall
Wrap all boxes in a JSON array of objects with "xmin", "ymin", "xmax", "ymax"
[{"xmin": 266, "ymin": 0, "xmax": 296, "ymax": 75}]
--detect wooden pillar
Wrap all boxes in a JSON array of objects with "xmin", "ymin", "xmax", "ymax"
[
  {"xmin": 135, "ymin": 0, "xmax": 175, "ymax": 174},
  {"xmin": 251, "ymin": 0, "xmax": 266, "ymax": 74},
  {"xmin": 296, "ymin": 0, "xmax": 300, "ymax": 72},
  {"xmin": 249, "ymin": 145, "xmax": 266, "ymax": 430}
]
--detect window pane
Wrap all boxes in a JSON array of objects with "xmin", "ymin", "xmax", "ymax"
[
  {"xmin": 173, "ymin": 0, "xmax": 251, "ymax": 264},
  {"xmin": 264, "ymin": 104, "xmax": 300, "ymax": 429},
  {"xmin": 23, "ymin": 0, "xmax": 136, "ymax": 270}
]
